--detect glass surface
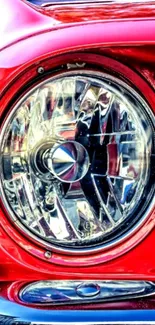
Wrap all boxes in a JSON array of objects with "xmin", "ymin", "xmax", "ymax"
[
  {"xmin": 19, "ymin": 280, "xmax": 155, "ymax": 304},
  {"xmin": 0, "ymin": 72, "xmax": 154, "ymax": 251}
]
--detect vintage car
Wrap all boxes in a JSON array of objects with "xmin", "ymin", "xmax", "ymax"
[{"xmin": 0, "ymin": 0, "xmax": 155, "ymax": 323}]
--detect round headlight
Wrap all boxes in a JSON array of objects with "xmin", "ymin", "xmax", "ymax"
[{"xmin": 0, "ymin": 71, "xmax": 154, "ymax": 253}]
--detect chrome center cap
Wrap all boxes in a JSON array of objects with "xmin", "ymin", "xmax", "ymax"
[{"xmin": 46, "ymin": 141, "xmax": 90, "ymax": 183}]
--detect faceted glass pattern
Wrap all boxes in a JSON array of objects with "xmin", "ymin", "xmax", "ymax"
[{"xmin": 0, "ymin": 72, "xmax": 154, "ymax": 251}]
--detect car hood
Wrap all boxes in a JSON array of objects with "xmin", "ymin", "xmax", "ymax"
[{"xmin": 1, "ymin": 0, "xmax": 155, "ymax": 50}]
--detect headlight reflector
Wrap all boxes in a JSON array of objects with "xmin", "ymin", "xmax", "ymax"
[{"xmin": 0, "ymin": 71, "xmax": 154, "ymax": 253}]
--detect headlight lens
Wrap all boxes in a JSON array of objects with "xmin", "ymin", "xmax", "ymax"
[{"xmin": 0, "ymin": 71, "xmax": 154, "ymax": 253}]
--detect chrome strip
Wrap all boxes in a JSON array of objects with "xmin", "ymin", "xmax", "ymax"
[
  {"xmin": 40, "ymin": 0, "xmax": 155, "ymax": 7},
  {"xmin": 2, "ymin": 322, "xmax": 155, "ymax": 325},
  {"xmin": 1, "ymin": 297, "xmax": 155, "ymax": 325},
  {"xmin": 19, "ymin": 280, "xmax": 155, "ymax": 306}
]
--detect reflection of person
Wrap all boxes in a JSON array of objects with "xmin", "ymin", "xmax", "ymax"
[
  {"xmin": 120, "ymin": 180, "xmax": 136, "ymax": 205},
  {"xmin": 76, "ymin": 111, "xmax": 89, "ymax": 147},
  {"xmin": 43, "ymin": 89, "xmax": 53, "ymax": 120},
  {"xmin": 12, "ymin": 108, "xmax": 29, "ymax": 151}
]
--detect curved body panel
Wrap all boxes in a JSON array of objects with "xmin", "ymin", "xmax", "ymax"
[{"xmin": 0, "ymin": 0, "xmax": 155, "ymax": 316}]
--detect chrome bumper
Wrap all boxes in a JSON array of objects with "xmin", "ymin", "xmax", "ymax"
[{"xmin": 1, "ymin": 298, "xmax": 155, "ymax": 325}]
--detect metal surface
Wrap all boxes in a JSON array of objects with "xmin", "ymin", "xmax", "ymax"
[
  {"xmin": 0, "ymin": 53, "xmax": 154, "ymax": 271},
  {"xmin": 27, "ymin": 0, "xmax": 155, "ymax": 6},
  {"xmin": 45, "ymin": 141, "xmax": 90, "ymax": 183},
  {"xmin": 0, "ymin": 72, "xmax": 154, "ymax": 254},
  {"xmin": 2, "ymin": 0, "xmax": 155, "ymax": 51},
  {"xmin": 1, "ymin": 298, "xmax": 155, "ymax": 324},
  {"xmin": 19, "ymin": 280, "xmax": 155, "ymax": 305},
  {"xmin": 0, "ymin": 0, "xmax": 155, "ymax": 280},
  {"xmin": 76, "ymin": 282, "xmax": 101, "ymax": 297}
]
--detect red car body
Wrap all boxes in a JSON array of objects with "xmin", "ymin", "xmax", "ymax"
[{"xmin": 0, "ymin": 0, "xmax": 155, "ymax": 323}]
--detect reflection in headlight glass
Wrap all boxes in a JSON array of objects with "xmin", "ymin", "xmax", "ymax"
[{"xmin": 0, "ymin": 73, "xmax": 154, "ymax": 251}]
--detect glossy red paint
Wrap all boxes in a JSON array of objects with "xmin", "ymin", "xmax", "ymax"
[
  {"xmin": 0, "ymin": 0, "xmax": 155, "ymax": 293},
  {"xmin": 42, "ymin": 1, "xmax": 155, "ymax": 23}
]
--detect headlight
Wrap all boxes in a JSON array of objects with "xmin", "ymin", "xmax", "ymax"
[{"xmin": 0, "ymin": 71, "xmax": 154, "ymax": 253}]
